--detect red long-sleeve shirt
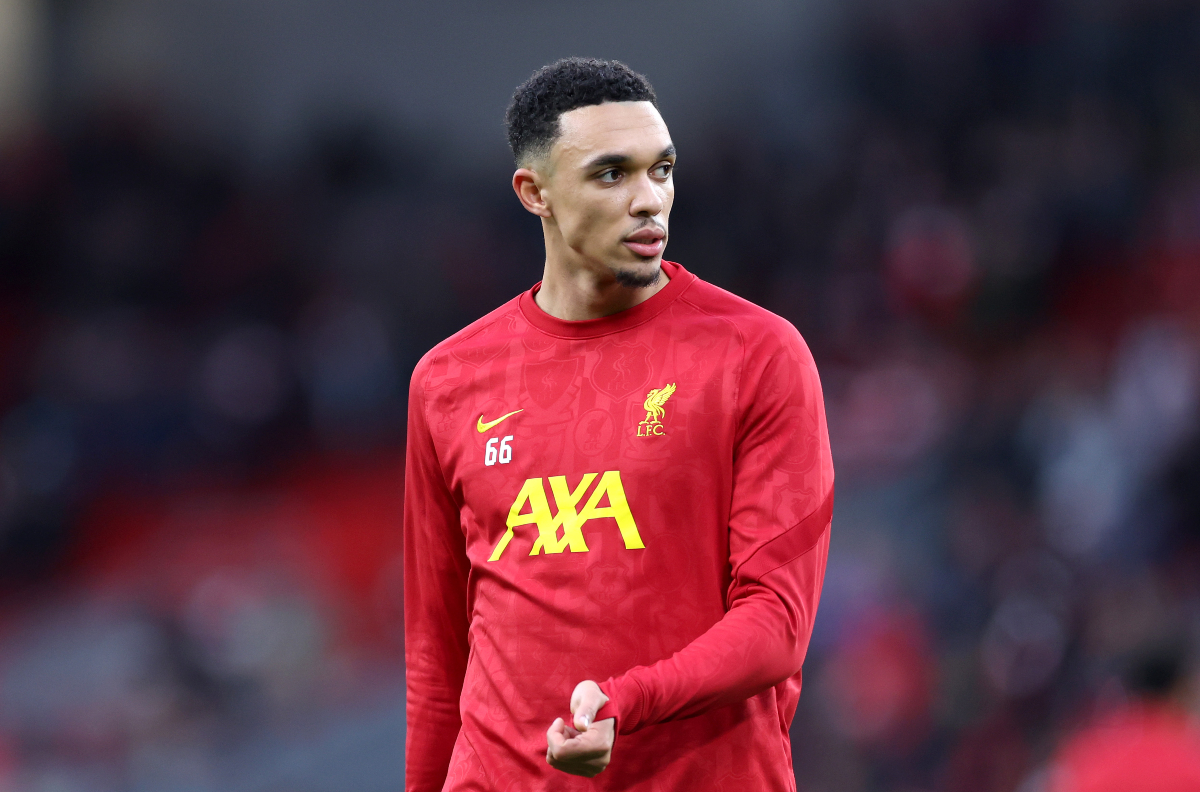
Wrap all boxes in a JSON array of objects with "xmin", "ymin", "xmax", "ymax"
[{"xmin": 404, "ymin": 261, "xmax": 834, "ymax": 791}]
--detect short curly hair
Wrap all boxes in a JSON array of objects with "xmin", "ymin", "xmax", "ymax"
[{"xmin": 505, "ymin": 58, "xmax": 658, "ymax": 166}]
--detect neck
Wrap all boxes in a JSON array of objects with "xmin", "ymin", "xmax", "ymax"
[{"xmin": 534, "ymin": 230, "xmax": 669, "ymax": 321}]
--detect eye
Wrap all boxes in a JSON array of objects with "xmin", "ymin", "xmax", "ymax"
[
  {"xmin": 653, "ymin": 162, "xmax": 673, "ymax": 179},
  {"xmin": 598, "ymin": 169, "xmax": 621, "ymax": 183}
]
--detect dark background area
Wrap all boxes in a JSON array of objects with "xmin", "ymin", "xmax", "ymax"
[{"xmin": 1, "ymin": 1, "xmax": 1199, "ymax": 790}]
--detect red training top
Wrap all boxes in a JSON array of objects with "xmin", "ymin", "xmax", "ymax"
[{"xmin": 404, "ymin": 261, "xmax": 835, "ymax": 791}]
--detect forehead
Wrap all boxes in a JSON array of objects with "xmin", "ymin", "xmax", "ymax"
[{"xmin": 552, "ymin": 101, "xmax": 671, "ymax": 166}]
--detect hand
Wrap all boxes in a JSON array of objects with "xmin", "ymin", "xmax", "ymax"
[{"xmin": 545, "ymin": 680, "xmax": 615, "ymax": 777}]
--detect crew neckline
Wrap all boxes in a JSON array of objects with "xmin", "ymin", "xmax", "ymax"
[{"xmin": 518, "ymin": 260, "xmax": 695, "ymax": 339}]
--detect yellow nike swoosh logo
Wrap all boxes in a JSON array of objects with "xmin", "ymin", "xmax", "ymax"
[{"xmin": 477, "ymin": 409, "xmax": 523, "ymax": 433}]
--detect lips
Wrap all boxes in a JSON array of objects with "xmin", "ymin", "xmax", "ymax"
[{"xmin": 623, "ymin": 227, "xmax": 666, "ymax": 258}]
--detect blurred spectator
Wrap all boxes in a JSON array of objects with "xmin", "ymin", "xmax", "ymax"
[{"xmin": 1045, "ymin": 642, "xmax": 1200, "ymax": 792}]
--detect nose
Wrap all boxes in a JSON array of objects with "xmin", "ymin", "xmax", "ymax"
[{"xmin": 629, "ymin": 173, "xmax": 665, "ymax": 217}]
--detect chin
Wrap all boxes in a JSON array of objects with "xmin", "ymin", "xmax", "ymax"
[{"xmin": 611, "ymin": 259, "xmax": 662, "ymax": 289}]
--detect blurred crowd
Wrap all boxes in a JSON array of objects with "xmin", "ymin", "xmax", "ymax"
[{"xmin": 2, "ymin": 0, "xmax": 1200, "ymax": 790}]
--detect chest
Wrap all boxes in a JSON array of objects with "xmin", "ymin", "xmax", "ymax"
[{"xmin": 424, "ymin": 332, "xmax": 741, "ymax": 564}]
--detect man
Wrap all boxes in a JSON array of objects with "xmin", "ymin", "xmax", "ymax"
[
  {"xmin": 404, "ymin": 58, "xmax": 833, "ymax": 790},
  {"xmin": 1047, "ymin": 642, "xmax": 1200, "ymax": 792}
]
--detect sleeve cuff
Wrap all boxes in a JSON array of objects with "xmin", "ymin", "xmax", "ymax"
[{"xmin": 597, "ymin": 675, "xmax": 645, "ymax": 735}]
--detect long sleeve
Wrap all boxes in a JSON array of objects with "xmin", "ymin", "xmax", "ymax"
[
  {"xmin": 596, "ymin": 322, "xmax": 834, "ymax": 734},
  {"xmin": 404, "ymin": 362, "xmax": 470, "ymax": 791}
]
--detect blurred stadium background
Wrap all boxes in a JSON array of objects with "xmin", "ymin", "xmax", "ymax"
[{"xmin": 1, "ymin": 0, "xmax": 1200, "ymax": 790}]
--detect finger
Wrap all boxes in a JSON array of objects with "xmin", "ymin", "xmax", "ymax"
[
  {"xmin": 547, "ymin": 718, "xmax": 583, "ymax": 750},
  {"xmin": 551, "ymin": 743, "xmax": 611, "ymax": 774},
  {"xmin": 570, "ymin": 681, "xmax": 609, "ymax": 731},
  {"xmin": 552, "ymin": 734, "xmax": 609, "ymax": 758},
  {"xmin": 553, "ymin": 739, "xmax": 608, "ymax": 762},
  {"xmin": 546, "ymin": 718, "xmax": 568, "ymax": 751}
]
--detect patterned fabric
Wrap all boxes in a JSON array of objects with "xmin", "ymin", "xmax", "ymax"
[{"xmin": 404, "ymin": 261, "xmax": 835, "ymax": 791}]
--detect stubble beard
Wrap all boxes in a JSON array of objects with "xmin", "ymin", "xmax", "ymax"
[{"xmin": 612, "ymin": 262, "xmax": 662, "ymax": 289}]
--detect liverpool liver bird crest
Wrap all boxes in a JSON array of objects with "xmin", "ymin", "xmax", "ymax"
[{"xmin": 642, "ymin": 383, "xmax": 677, "ymax": 425}]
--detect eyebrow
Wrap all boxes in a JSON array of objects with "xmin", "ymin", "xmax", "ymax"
[{"xmin": 583, "ymin": 144, "xmax": 677, "ymax": 171}]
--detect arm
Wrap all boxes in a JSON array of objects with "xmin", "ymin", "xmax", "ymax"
[
  {"xmin": 403, "ymin": 365, "xmax": 471, "ymax": 791},
  {"xmin": 596, "ymin": 325, "xmax": 834, "ymax": 734}
]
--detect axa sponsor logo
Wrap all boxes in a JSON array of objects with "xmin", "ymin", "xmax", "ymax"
[{"xmin": 488, "ymin": 471, "xmax": 644, "ymax": 561}]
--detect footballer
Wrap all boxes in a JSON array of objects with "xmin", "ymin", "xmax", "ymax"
[{"xmin": 404, "ymin": 58, "xmax": 834, "ymax": 790}]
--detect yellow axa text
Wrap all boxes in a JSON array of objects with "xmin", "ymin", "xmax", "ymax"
[{"xmin": 488, "ymin": 471, "xmax": 644, "ymax": 561}]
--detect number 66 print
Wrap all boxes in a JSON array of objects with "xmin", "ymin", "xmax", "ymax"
[{"xmin": 484, "ymin": 435, "xmax": 513, "ymax": 466}]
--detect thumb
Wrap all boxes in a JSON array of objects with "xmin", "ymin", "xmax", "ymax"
[{"xmin": 570, "ymin": 680, "xmax": 609, "ymax": 732}]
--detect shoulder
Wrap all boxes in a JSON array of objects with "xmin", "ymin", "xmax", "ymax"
[
  {"xmin": 677, "ymin": 275, "xmax": 814, "ymax": 368},
  {"xmin": 410, "ymin": 295, "xmax": 524, "ymax": 395}
]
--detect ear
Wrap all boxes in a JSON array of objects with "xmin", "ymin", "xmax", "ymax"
[{"xmin": 512, "ymin": 167, "xmax": 552, "ymax": 218}]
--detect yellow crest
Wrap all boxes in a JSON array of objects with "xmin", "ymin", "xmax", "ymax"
[{"xmin": 638, "ymin": 383, "xmax": 676, "ymax": 436}]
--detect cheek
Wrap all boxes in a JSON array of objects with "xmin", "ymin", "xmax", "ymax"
[{"xmin": 560, "ymin": 195, "xmax": 624, "ymax": 248}]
